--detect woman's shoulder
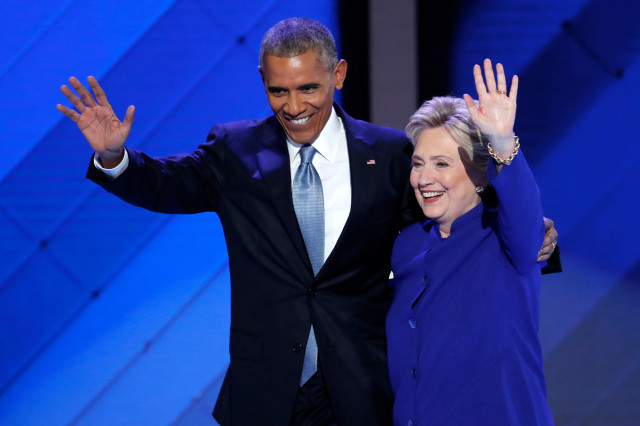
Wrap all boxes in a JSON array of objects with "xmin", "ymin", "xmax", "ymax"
[{"xmin": 391, "ymin": 221, "xmax": 434, "ymax": 268}]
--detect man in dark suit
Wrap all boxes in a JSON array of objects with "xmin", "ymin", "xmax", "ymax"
[{"xmin": 58, "ymin": 18, "xmax": 557, "ymax": 425}]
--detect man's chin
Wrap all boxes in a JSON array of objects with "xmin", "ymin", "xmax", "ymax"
[{"xmin": 285, "ymin": 130, "xmax": 316, "ymax": 145}]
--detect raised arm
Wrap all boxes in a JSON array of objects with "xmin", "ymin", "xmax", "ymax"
[
  {"xmin": 463, "ymin": 59, "xmax": 558, "ymax": 266},
  {"xmin": 57, "ymin": 76, "xmax": 135, "ymax": 168}
]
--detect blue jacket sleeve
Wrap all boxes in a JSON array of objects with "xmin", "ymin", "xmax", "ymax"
[{"xmin": 487, "ymin": 150, "xmax": 545, "ymax": 274}]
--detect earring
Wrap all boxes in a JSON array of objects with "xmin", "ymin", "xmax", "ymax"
[{"xmin": 475, "ymin": 186, "xmax": 484, "ymax": 194}]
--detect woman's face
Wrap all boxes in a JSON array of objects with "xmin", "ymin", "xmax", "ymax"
[{"xmin": 410, "ymin": 126, "xmax": 484, "ymax": 236}]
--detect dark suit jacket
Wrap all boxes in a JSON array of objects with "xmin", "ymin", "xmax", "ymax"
[{"xmin": 87, "ymin": 104, "xmax": 415, "ymax": 425}]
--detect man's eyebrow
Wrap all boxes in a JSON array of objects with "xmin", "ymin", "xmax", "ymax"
[
  {"xmin": 267, "ymin": 86, "xmax": 287, "ymax": 93},
  {"xmin": 297, "ymin": 83, "xmax": 320, "ymax": 90}
]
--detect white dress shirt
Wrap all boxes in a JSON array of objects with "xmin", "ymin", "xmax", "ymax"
[
  {"xmin": 286, "ymin": 107, "xmax": 351, "ymax": 262},
  {"xmin": 96, "ymin": 107, "xmax": 352, "ymax": 261}
]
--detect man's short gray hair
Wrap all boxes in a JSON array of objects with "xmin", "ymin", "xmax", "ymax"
[{"xmin": 259, "ymin": 17, "xmax": 338, "ymax": 71}]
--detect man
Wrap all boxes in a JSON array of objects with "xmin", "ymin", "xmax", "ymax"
[{"xmin": 58, "ymin": 18, "xmax": 557, "ymax": 425}]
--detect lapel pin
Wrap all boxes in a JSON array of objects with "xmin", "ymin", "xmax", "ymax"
[{"xmin": 366, "ymin": 159, "xmax": 376, "ymax": 165}]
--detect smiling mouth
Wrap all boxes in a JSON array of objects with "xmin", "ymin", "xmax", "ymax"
[
  {"xmin": 289, "ymin": 116, "xmax": 311, "ymax": 125},
  {"xmin": 421, "ymin": 191, "xmax": 445, "ymax": 203}
]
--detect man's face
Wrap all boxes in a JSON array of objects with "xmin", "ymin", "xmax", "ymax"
[{"xmin": 260, "ymin": 50, "xmax": 347, "ymax": 144}]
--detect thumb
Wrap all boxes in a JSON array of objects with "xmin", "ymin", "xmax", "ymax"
[
  {"xmin": 123, "ymin": 105, "xmax": 135, "ymax": 130},
  {"xmin": 463, "ymin": 94, "xmax": 479, "ymax": 122}
]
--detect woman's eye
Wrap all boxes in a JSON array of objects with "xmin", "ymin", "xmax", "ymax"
[{"xmin": 436, "ymin": 161, "xmax": 448, "ymax": 167}]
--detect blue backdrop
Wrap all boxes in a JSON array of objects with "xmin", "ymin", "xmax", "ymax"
[{"xmin": 1, "ymin": 0, "xmax": 639, "ymax": 425}]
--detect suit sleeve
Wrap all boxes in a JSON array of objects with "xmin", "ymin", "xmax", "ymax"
[
  {"xmin": 488, "ymin": 150, "xmax": 545, "ymax": 274},
  {"xmin": 86, "ymin": 125, "xmax": 228, "ymax": 214}
]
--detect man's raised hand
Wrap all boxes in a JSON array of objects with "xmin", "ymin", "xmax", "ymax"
[{"xmin": 57, "ymin": 76, "xmax": 134, "ymax": 168}]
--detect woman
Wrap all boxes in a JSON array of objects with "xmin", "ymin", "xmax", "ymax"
[{"xmin": 386, "ymin": 60, "xmax": 554, "ymax": 425}]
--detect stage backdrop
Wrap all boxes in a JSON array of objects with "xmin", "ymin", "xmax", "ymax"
[
  {"xmin": 0, "ymin": 1, "xmax": 338, "ymax": 425},
  {"xmin": 2, "ymin": 0, "xmax": 640, "ymax": 425}
]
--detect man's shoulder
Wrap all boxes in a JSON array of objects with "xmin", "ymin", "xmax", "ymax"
[
  {"xmin": 204, "ymin": 115, "xmax": 282, "ymax": 150},
  {"xmin": 336, "ymin": 104, "xmax": 409, "ymax": 147},
  {"xmin": 356, "ymin": 119, "xmax": 406, "ymax": 140},
  {"xmin": 208, "ymin": 115, "xmax": 276, "ymax": 137}
]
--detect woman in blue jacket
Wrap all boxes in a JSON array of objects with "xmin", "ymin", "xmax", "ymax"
[{"xmin": 386, "ymin": 60, "xmax": 554, "ymax": 425}]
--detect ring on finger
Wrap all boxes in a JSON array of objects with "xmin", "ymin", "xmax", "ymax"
[
  {"xmin": 551, "ymin": 242, "xmax": 556, "ymax": 251},
  {"xmin": 497, "ymin": 90, "xmax": 506, "ymax": 95}
]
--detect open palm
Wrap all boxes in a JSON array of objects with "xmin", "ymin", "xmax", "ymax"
[
  {"xmin": 57, "ymin": 76, "xmax": 134, "ymax": 163},
  {"xmin": 463, "ymin": 59, "xmax": 517, "ymax": 156}
]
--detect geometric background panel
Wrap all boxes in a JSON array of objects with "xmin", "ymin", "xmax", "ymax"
[
  {"xmin": 0, "ymin": 249, "xmax": 86, "ymax": 389},
  {"xmin": 3, "ymin": 0, "xmax": 640, "ymax": 424},
  {"xmin": 0, "ymin": 0, "xmax": 178, "ymax": 182}
]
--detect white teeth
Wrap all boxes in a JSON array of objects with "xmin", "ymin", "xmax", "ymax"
[
  {"xmin": 422, "ymin": 191, "xmax": 445, "ymax": 198},
  {"xmin": 290, "ymin": 116, "xmax": 310, "ymax": 125}
]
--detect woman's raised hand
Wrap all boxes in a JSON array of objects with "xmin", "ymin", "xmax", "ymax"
[{"xmin": 463, "ymin": 59, "xmax": 517, "ymax": 158}]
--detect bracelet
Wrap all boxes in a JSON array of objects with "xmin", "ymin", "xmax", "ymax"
[{"xmin": 487, "ymin": 136, "xmax": 520, "ymax": 165}]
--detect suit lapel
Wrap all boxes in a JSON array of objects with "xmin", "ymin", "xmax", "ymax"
[
  {"xmin": 256, "ymin": 118, "xmax": 312, "ymax": 272},
  {"xmin": 320, "ymin": 106, "xmax": 382, "ymax": 274}
]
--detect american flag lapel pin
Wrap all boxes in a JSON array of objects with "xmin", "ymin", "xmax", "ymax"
[{"xmin": 366, "ymin": 159, "xmax": 376, "ymax": 165}]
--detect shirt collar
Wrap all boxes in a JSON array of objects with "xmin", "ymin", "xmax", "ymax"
[{"xmin": 286, "ymin": 107, "xmax": 343, "ymax": 164}]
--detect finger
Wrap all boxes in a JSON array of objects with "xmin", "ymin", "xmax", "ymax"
[
  {"xmin": 537, "ymin": 241, "xmax": 555, "ymax": 260},
  {"xmin": 122, "ymin": 105, "xmax": 136, "ymax": 130},
  {"xmin": 56, "ymin": 103, "xmax": 80, "ymax": 122},
  {"xmin": 537, "ymin": 251, "xmax": 552, "ymax": 262},
  {"xmin": 509, "ymin": 75, "xmax": 519, "ymax": 101},
  {"xmin": 60, "ymin": 84, "xmax": 87, "ymax": 112},
  {"xmin": 68, "ymin": 76, "xmax": 97, "ymax": 108},
  {"xmin": 496, "ymin": 63, "xmax": 507, "ymax": 93},
  {"xmin": 542, "ymin": 229, "xmax": 558, "ymax": 247},
  {"xmin": 88, "ymin": 76, "xmax": 110, "ymax": 106},
  {"xmin": 472, "ymin": 64, "xmax": 487, "ymax": 97},
  {"xmin": 483, "ymin": 58, "xmax": 497, "ymax": 93},
  {"xmin": 463, "ymin": 94, "xmax": 479, "ymax": 122}
]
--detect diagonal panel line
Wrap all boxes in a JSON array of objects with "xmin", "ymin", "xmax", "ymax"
[
  {"xmin": 170, "ymin": 367, "xmax": 227, "ymax": 426},
  {"xmin": 575, "ymin": 350, "xmax": 640, "ymax": 425},
  {"xmin": 3, "ymin": 0, "xmax": 284, "ymax": 283},
  {"xmin": 0, "ymin": 213, "xmax": 175, "ymax": 397},
  {"xmin": 0, "ymin": 0, "xmax": 77, "ymax": 83},
  {"xmin": 0, "ymin": 0, "xmax": 181, "ymax": 186},
  {"xmin": 517, "ymin": 0, "xmax": 640, "ymax": 165},
  {"xmin": 69, "ymin": 260, "xmax": 230, "ymax": 425},
  {"xmin": 0, "ymin": 202, "xmax": 86, "ymax": 294},
  {"xmin": 0, "ymin": 0, "xmax": 280, "ymax": 399},
  {"xmin": 0, "ymin": 0, "xmax": 193, "ymax": 285}
]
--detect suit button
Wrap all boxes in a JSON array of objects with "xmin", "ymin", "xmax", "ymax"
[
  {"xmin": 408, "ymin": 319, "xmax": 417, "ymax": 329},
  {"xmin": 411, "ymin": 368, "xmax": 417, "ymax": 379},
  {"xmin": 307, "ymin": 287, "xmax": 317, "ymax": 295},
  {"xmin": 408, "ymin": 420, "xmax": 414, "ymax": 426},
  {"xmin": 422, "ymin": 275, "xmax": 429, "ymax": 286},
  {"xmin": 292, "ymin": 343, "xmax": 304, "ymax": 352}
]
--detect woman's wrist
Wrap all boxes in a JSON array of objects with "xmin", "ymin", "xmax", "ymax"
[{"xmin": 487, "ymin": 135, "xmax": 520, "ymax": 165}]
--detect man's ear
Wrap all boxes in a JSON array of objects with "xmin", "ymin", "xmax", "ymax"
[{"xmin": 334, "ymin": 59, "xmax": 348, "ymax": 90}]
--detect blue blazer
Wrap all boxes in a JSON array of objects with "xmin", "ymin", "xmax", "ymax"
[
  {"xmin": 386, "ymin": 153, "xmax": 554, "ymax": 425},
  {"xmin": 88, "ymin": 104, "xmax": 415, "ymax": 425}
]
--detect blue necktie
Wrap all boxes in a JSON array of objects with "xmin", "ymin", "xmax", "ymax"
[{"xmin": 292, "ymin": 144, "xmax": 324, "ymax": 385}]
